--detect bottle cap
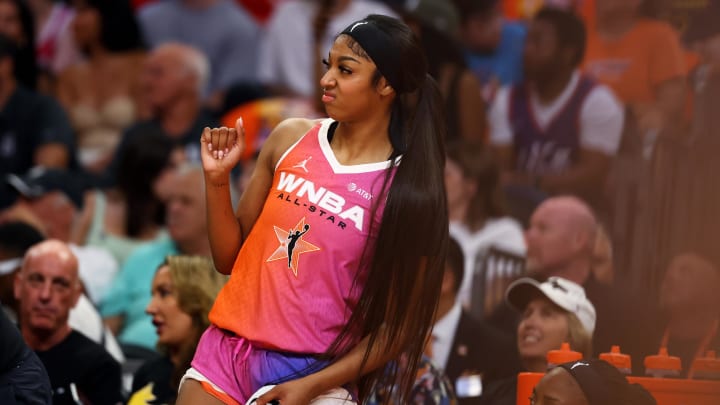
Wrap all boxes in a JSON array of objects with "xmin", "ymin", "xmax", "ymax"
[
  {"xmin": 547, "ymin": 342, "xmax": 582, "ymax": 367},
  {"xmin": 600, "ymin": 345, "xmax": 632, "ymax": 372},
  {"xmin": 644, "ymin": 347, "xmax": 682, "ymax": 376},
  {"xmin": 691, "ymin": 350, "xmax": 720, "ymax": 379}
]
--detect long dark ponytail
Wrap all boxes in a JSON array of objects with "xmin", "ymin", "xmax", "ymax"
[{"xmin": 325, "ymin": 15, "xmax": 449, "ymax": 403}]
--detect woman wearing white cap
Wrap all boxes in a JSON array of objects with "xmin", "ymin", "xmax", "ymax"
[{"xmin": 479, "ymin": 276, "xmax": 596, "ymax": 405}]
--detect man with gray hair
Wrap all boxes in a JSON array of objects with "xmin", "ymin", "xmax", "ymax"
[
  {"xmin": 523, "ymin": 196, "xmax": 598, "ymax": 284},
  {"xmin": 15, "ymin": 240, "xmax": 122, "ymax": 404},
  {"xmin": 1, "ymin": 170, "xmax": 126, "ymax": 364},
  {"xmin": 103, "ymin": 43, "xmax": 218, "ymax": 187}
]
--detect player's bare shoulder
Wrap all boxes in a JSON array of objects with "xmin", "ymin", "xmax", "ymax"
[{"xmin": 263, "ymin": 118, "xmax": 318, "ymax": 168}]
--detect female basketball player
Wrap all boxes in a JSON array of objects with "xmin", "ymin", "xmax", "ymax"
[{"xmin": 178, "ymin": 14, "xmax": 449, "ymax": 405}]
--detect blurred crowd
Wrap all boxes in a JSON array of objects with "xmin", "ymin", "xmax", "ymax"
[{"xmin": 0, "ymin": 0, "xmax": 719, "ymax": 404}]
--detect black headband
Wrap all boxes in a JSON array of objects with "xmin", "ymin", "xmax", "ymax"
[
  {"xmin": 558, "ymin": 361, "xmax": 610, "ymax": 405},
  {"xmin": 340, "ymin": 17, "xmax": 405, "ymax": 93},
  {"xmin": 558, "ymin": 360, "xmax": 656, "ymax": 405}
]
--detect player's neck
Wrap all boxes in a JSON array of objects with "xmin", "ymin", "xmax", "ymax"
[{"xmin": 331, "ymin": 115, "xmax": 393, "ymax": 165}]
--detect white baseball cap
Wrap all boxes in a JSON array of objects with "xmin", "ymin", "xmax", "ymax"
[
  {"xmin": 0, "ymin": 257, "xmax": 22, "ymax": 276},
  {"xmin": 506, "ymin": 276, "xmax": 597, "ymax": 335}
]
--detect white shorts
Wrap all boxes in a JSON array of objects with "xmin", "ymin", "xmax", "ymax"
[
  {"xmin": 179, "ymin": 367, "xmax": 230, "ymax": 396},
  {"xmin": 247, "ymin": 385, "xmax": 356, "ymax": 404},
  {"xmin": 181, "ymin": 368, "xmax": 357, "ymax": 404}
]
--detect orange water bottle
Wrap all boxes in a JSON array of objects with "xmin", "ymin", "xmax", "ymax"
[
  {"xmin": 691, "ymin": 350, "xmax": 720, "ymax": 380},
  {"xmin": 600, "ymin": 345, "xmax": 632, "ymax": 375},
  {"xmin": 547, "ymin": 342, "xmax": 582, "ymax": 369},
  {"xmin": 644, "ymin": 347, "xmax": 682, "ymax": 378}
]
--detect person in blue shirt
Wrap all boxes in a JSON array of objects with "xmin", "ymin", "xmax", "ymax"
[{"xmin": 454, "ymin": 0, "xmax": 527, "ymax": 99}]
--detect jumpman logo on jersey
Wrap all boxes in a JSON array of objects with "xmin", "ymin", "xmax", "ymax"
[
  {"xmin": 293, "ymin": 156, "xmax": 312, "ymax": 173},
  {"xmin": 266, "ymin": 217, "xmax": 320, "ymax": 277},
  {"xmin": 286, "ymin": 224, "xmax": 310, "ymax": 268}
]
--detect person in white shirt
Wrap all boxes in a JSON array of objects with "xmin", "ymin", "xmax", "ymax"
[
  {"xmin": 489, "ymin": 7, "xmax": 623, "ymax": 209},
  {"xmin": 445, "ymin": 140, "xmax": 526, "ymax": 309}
]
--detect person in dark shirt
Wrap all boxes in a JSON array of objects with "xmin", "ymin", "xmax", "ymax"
[
  {"xmin": 0, "ymin": 32, "xmax": 75, "ymax": 178},
  {"xmin": 0, "ymin": 308, "xmax": 52, "ymax": 404},
  {"xmin": 101, "ymin": 43, "xmax": 218, "ymax": 188},
  {"xmin": 429, "ymin": 237, "xmax": 520, "ymax": 404},
  {"xmin": 15, "ymin": 239, "xmax": 122, "ymax": 404},
  {"xmin": 0, "ymin": 83, "xmax": 76, "ymax": 172},
  {"xmin": 489, "ymin": 8, "xmax": 623, "ymax": 212},
  {"xmin": 0, "ymin": 0, "xmax": 38, "ymax": 91}
]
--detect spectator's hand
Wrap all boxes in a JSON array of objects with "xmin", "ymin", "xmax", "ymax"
[
  {"xmin": 200, "ymin": 118, "xmax": 245, "ymax": 185},
  {"xmin": 253, "ymin": 379, "xmax": 315, "ymax": 405}
]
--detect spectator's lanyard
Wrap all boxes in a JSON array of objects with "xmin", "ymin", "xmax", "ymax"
[{"xmin": 661, "ymin": 318, "xmax": 718, "ymax": 379}]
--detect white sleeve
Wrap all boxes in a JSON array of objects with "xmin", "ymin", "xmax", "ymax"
[
  {"xmin": 69, "ymin": 295, "xmax": 125, "ymax": 363},
  {"xmin": 492, "ymin": 218, "xmax": 527, "ymax": 256},
  {"xmin": 579, "ymin": 85, "xmax": 625, "ymax": 155},
  {"xmin": 489, "ymin": 86, "xmax": 514, "ymax": 146}
]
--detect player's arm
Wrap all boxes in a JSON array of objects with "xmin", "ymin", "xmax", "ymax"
[
  {"xmin": 234, "ymin": 118, "xmax": 314, "ymax": 244},
  {"xmin": 203, "ymin": 118, "xmax": 313, "ymax": 275}
]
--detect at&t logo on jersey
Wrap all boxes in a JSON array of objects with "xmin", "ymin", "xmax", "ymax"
[{"xmin": 347, "ymin": 182, "xmax": 373, "ymax": 201}]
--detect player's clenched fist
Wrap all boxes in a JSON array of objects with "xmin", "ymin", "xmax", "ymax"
[{"xmin": 200, "ymin": 117, "xmax": 245, "ymax": 184}]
